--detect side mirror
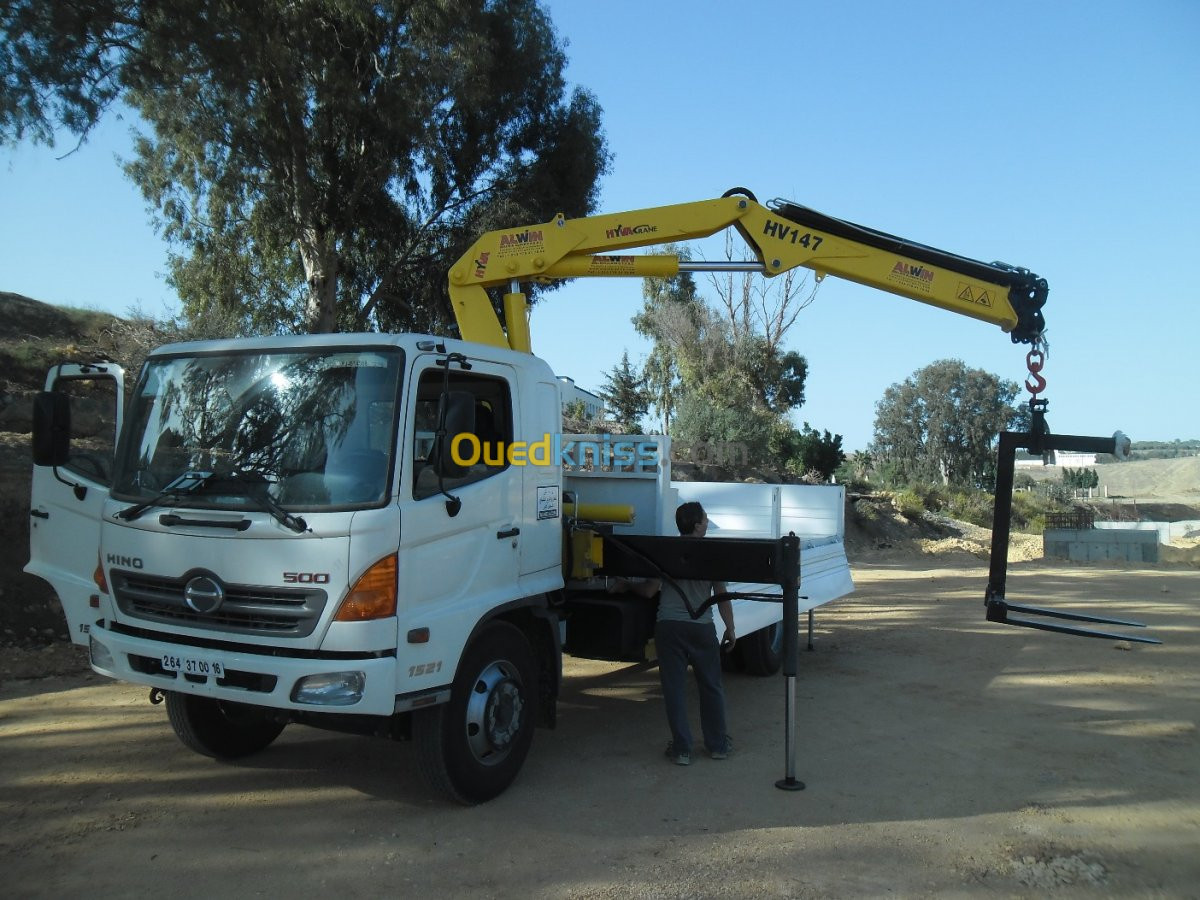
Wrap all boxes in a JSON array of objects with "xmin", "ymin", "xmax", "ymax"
[
  {"xmin": 31, "ymin": 391, "xmax": 71, "ymax": 467},
  {"xmin": 431, "ymin": 390, "xmax": 476, "ymax": 478}
]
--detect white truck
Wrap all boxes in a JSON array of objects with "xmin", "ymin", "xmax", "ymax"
[
  {"xmin": 27, "ymin": 339, "xmax": 851, "ymax": 803},
  {"xmin": 27, "ymin": 190, "xmax": 1055, "ymax": 802}
]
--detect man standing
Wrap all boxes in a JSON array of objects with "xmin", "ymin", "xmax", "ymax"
[{"xmin": 611, "ymin": 501, "xmax": 736, "ymax": 766}]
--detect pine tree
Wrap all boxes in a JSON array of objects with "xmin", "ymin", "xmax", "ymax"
[{"xmin": 599, "ymin": 351, "xmax": 649, "ymax": 434}]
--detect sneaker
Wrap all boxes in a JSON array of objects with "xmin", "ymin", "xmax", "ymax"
[
  {"xmin": 664, "ymin": 742, "xmax": 691, "ymax": 766},
  {"xmin": 709, "ymin": 737, "xmax": 733, "ymax": 760}
]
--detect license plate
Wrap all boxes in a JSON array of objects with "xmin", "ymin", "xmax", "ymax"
[{"xmin": 161, "ymin": 653, "xmax": 225, "ymax": 678}]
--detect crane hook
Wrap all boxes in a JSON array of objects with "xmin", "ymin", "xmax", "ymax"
[{"xmin": 1024, "ymin": 348, "xmax": 1047, "ymax": 398}]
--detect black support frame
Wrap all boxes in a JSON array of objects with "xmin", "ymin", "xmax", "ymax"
[
  {"xmin": 986, "ymin": 400, "xmax": 1159, "ymax": 644},
  {"xmin": 598, "ymin": 533, "xmax": 808, "ymax": 790}
]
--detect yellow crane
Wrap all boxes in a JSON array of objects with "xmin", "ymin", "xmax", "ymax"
[{"xmin": 447, "ymin": 187, "xmax": 1047, "ymax": 354}]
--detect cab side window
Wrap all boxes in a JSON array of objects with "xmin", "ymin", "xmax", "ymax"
[
  {"xmin": 55, "ymin": 375, "xmax": 119, "ymax": 485},
  {"xmin": 412, "ymin": 369, "xmax": 513, "ymax": 500}
]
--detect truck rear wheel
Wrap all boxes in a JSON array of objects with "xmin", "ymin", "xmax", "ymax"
[
  {"xmin": 740, "ymin": 621, "xmax": 784, "ymax": 676},
  {"xmin": 165, "ymin": 692, "xmax": 286, "ymax": 759},
  {"xmin": 413, "ymin": 622, "xmax": 537, "ymax": 804}
]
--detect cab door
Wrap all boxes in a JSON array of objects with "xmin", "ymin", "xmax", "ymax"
[
  {"xmin": 400, "ymin": 358, "xmax": 522, "ymax": 622},
  {"xmin": 26, "ymin": 363, "xmax": 124, "ymax": 644}
]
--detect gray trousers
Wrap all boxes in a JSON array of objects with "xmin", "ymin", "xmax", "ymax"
[{"xmin": 655, "ymin": 619, "xmax": 729, "ymax": 754}]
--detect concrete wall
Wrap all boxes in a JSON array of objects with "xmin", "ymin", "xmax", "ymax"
[
  {"xmin": 1094, "ymin": 520, "xmax": 1200, "ymax": 545},
  {"xmin": 1044, "ymin": 528, "xmax": 1160, "ymax": 563}
]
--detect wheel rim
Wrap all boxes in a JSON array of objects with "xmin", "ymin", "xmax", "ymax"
[
  {"xmin": 769, "ymin": 622, "xmax": 783, "ymax": 656},
  {"xmin": 464, "ymin": 659, "xmax": 525, "ymax": 766}
]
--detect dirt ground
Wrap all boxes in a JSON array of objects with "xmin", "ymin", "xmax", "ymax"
[{"xmin": 2, "ymin": 557, "xmax": 1197, "ymax": 898}]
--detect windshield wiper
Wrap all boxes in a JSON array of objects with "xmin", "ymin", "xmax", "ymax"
[
  {"xmin": 220, "ymin": 469, "xmax": 310, "ymax": 534},
  {"xmin": 242, "ymin": 484, "xmax": 309, "ymax": 533},
  {"xmin": 117, "ymin": 467, "xmax": 308, "ymax": 533},
  {"xmin": 116, "ymin": 471, "xmax": 214, "ymax": 522}
]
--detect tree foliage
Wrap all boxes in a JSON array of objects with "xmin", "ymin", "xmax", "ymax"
[
  {"xmin": 871, "ymin": 359, "xmax": 1021, "ymax": 488},
  {"xmin": 705, "ymin": 228, "xmax": 818, "ymax": 362},
  {"xmin": 1061, "ymin": 467, "xmax": 1099, "ymax": 489},
  {"xmin": 1, "ymin": 0, "xmax": 609, "ymax": 334},
  {"xmin": 633, "ymin": 248, "xmax": 825, "ymax": 470},
  {"xmin": 632, "ymin": 248, "xmax": 701, "ymax": 432},
  {"xmin": 773, "ymin": 422, "xmax": 844, "ymax": 481},
  {"xmin": 598, "ymin": 350, "xmax": 648, "ymax": 434}
]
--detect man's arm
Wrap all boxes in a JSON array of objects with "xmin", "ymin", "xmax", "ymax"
[{"xmin": 715, "ymin": 581, "xmax": 736, "ymax": 649}]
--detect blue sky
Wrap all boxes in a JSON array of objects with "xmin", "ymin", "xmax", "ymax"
[{"xmin": 2, "ymin": 0, "xmax": 1197, "ymax": 450}]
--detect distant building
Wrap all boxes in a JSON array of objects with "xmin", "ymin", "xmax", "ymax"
[
  {"xmin": 1014, "ymin": 449, "xmax": 1098, "ymax": 468},
  {"xmin": 1052, "ymin": 450, "xmax": 1098, "ymax": 467},
  {"xmin": 557, "ymin": 376, "xmax": 605, "ymax": 420}
]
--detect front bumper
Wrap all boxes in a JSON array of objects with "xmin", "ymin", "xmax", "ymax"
[{"xmin": 88, "ymin": 624, "xmax": 400, "ymax": 716}]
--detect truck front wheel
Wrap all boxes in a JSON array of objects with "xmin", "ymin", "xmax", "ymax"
[
  {"xmin": 165, "ymin": 692, "xmax": 286, "ymax": 759},
  {"xmin": 414, "ymin": 622, "xmax": 537, "ymax": 804}
]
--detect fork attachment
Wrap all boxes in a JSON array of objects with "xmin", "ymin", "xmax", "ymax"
[
  {"xmin": 984, "ymin": 597, "xmax": 1160, "ymax": 644},
  {"xmin": 986, "ymin": 398, "xmax": 1160, "ymax": 645}
]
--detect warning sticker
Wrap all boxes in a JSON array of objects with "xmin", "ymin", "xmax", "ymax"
[
  {"xmin": 537, "ymin": 485, "xmax": 560, "ymax": 520},
  {"xmin": 956, "ymin": 283, "xmax": 993, "ymax": 308}
]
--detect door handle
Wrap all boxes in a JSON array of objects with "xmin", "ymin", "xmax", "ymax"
[
  {"xmin": 30, "ymin": 509, "xmax": 49, "ymax": 519},
  {"xmin": 496, "ymin": 527, "xmax": 520, "ymax": 539}
]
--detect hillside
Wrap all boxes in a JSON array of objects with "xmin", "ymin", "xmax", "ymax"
[
  {"xmin": 1019, "ymin": 455, "xmax": 1200, "ymax": 514},
  {"xmin": 1089, "ymin": 456, "xmax": 1200, "ymax": 504}
]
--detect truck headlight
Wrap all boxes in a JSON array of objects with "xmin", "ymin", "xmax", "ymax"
[
  {"xmin": 89, "ymin": 634, "xmax": 115, "ymax": 670},
  {"xmin": 291, "ymin": 671, "xmax": 365, "ymax": 706}
]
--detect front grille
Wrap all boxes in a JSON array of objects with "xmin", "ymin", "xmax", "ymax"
[{"xmin": 112, "ymin": 570, "xmax": 328, "ymax": 637}]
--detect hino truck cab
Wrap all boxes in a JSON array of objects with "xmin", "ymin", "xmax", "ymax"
[{"xmin": 29, "ymin": 333, "xmax": 567, "ymax": 803}]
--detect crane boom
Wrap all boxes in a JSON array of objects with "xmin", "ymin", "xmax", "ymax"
[{"xmin": 447, "ymin": 190, "xmax": 1047, "ymax": 353}]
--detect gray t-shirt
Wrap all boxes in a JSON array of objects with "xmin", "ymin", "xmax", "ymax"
[{"xmin": 657, "ymin": 578, "xmax": 717, "ymax": 624}]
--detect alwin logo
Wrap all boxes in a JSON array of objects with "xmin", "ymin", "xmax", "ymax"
[
  {"xmin": 499, "ymin": 229, "xmax": 543, "ymax": 248},
  {"xmin": 891, "ymin": 261, "xmax": 935, "ymax": 283}
]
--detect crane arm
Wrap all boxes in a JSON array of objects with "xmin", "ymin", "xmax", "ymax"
[{"xmin": 447, "ymin": 190, "xmax": 1047, "ymax": 353}]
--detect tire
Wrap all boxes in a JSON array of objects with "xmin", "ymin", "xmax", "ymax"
[
  {"xmin": 165, "ymin": 692, "xmax": 286, "ymax": 759},
  {"xmin": 740, "ymin": 621, "xmax": 784, "ymax": 676},
  {"xmin": 414, "ymin": 622, "xmax": 538, "ymax": 804}
]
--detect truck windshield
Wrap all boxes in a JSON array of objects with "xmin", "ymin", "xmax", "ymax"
[{"xmin": 112, "ymin": 348, "xmax": 403, "ymax": 511}]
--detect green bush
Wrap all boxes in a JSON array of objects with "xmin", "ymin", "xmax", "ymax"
[
  {"xmin": 834, "ymin": 461, "xmax": 871, "ymax": 492},
  {"xmin": 1013, "ymin": 472, "xmax": 1037, "ymax": 490},
  {"xmin": 872, "ymin": 478, "xmax": 1077, "ymax": 534},
  {"xmin": 909, "ymin": 482, "xmax": 945, "ymax": 512},
  {"xmin": 1009, "ymin": 490, "xmax": 1067, "ymax": 532},
  {"xmin": 892, "ymin": 488, "xmax": 926, "ymax": 519},
  {"xmin": 945, "ymin": 490, "xmax": 995, "ymax": 528}
]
